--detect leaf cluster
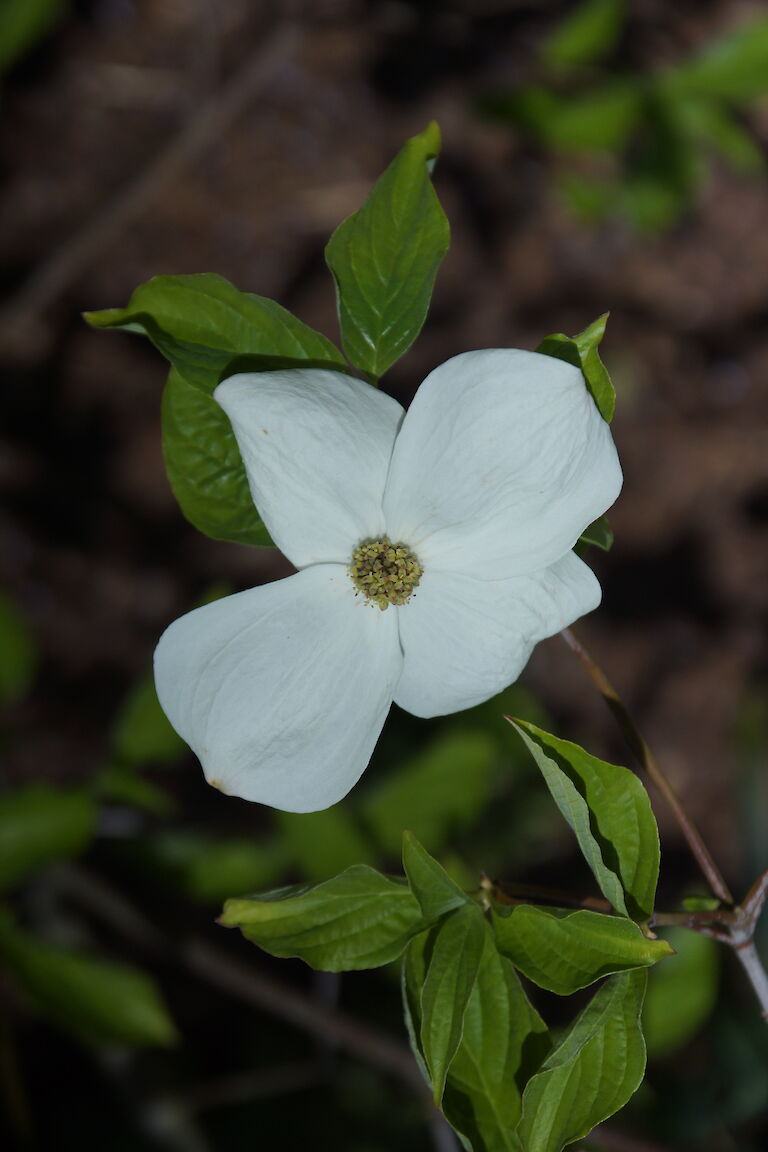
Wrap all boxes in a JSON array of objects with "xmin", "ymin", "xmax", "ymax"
[{"xmin": 222, "ymin": 723, "xmax": 674, "ymax": 1151}]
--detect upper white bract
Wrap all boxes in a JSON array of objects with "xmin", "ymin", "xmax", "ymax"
[{"xmin": 154, "ymin": 350, "xmax": 622, "ymax": 812}]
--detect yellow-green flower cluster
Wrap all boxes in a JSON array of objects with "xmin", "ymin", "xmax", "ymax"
[{"xmin": 348, "ymin": 538, "xmax": 423, "ymax": 610}]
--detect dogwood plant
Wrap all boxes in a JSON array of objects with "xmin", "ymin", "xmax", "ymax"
[
  {"xmin": 154, "ymin": 352, "xmax": 621, "ymax": 811},
  {"xmin": 86, "ymin": 122, "xmax": 768, "ymax": 1152}
]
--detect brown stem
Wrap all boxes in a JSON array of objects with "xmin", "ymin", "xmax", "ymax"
[
  {"xmin": 560, "ymin": 629, "xmax": 768, "ymax": 1023},
  {"xmin": 486, "ymin": 876, "xmax": 612, "ymax": 913},
  {"xmin": 742, "ymin": 867, "xmax": 768, "ymax": 929},
  {"xmin": 560, "ymin": 627, "xmax": 733, "ymax": 906},
  {"xmin": 184, "ymin": 938, "xmax": 425, "ymax": 1092},
  {"xmin": 651, "ymin": 909, "xmax": 736, "ymax": 929}
]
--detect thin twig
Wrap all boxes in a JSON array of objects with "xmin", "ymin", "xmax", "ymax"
[
  {"xmin": 732, "ymin": 941, "xmax": 768, "ymax": 1021},
  {"xmin": 487, "ymin": 876, "xmax": 612, "ymax": 913},
  {"xmin": 742, "ymin": 867, "xmax": 768, "ymax": 928},
  {"xmin": 560, "ymin": 627, "xmax": 733, "ymax": 906},
  {"xmin": 52, "ymin": 862, "xmax": 458, "ymax": 1145},
  {"xmin": 183, "ymin": 937, "xmax": 426, "ymax": 1093},
  {"xmin": 0, "ymin": 22, "xmax": 299, "ymax": 359},
  {"xmin": 651, "ymin": 908, "xmax": 735, "ymax": 929},
  {"xmin": 560, "ymin": 628, "xmax": 768, "ymax": 1022}
]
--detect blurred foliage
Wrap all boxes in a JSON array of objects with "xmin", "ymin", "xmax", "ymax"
[
  {"xmin": 0, "ymin": 908, "xmax": 176, "ymax": 1047},
  {"xmin": 363, "ymin": 729, "xmax": 496, "ymax": 859},
  {"xmin": 0, "ymin": 785, "xmax": 95, "ymax": 890},
  {"xmin": 110, "ymin": 673, "xmax": 185, "ymax": 769},
  {"xmin": 0, "ymin": 587, "xmax": 37, "ymax": 705},
  {"xmin": 539, "ymin": 0, "xmax": 625, "ymax": 72},
  {"xmin": 643, "ymin": 927, "xmax": 720, "ymax": 1057},
  {"xmin": 480, "ymin": 3, "xmax": 768, "ymax": 232},
  {"xmin": 0, "ymin": 0, "xmax": 68, "ymax": 74}
]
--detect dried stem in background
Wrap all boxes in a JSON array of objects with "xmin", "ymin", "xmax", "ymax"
[{"xmin": 561, "ymin": 627, "xmax": 768, "ymax": 1020}]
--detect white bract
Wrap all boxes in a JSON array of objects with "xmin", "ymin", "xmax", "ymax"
[{"xmin": 155, "ymin": 350, "xmax": 622, "ymax": 812}]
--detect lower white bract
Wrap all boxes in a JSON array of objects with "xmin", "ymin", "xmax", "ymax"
[{"xmin": 154, "ymin": 349, "xmax": 622, "ymax": 812}]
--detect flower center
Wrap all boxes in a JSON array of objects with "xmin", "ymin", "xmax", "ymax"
[{"xmin": 348, "ymin": 538, "xmax": 423, "ymax": 610}]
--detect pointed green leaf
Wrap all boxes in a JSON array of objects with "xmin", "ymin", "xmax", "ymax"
[
  {"xmin": 540, "ymin": 0, "xmax": 624, "ymax": 71},
  {"xmin": 493, "ymin": 906, "xmax": 672, "ymax": 995},
  {"xmin": 421, "ymin": 903, "xmax": 486, "ymax": 1103},
  {"xmin": 536, "ymin": 313, "xmax": 615, "ymax": 421},
  {"xmin": 220, "ymin": 864, "xmax": 425, "ymax": 971},
  {"xmin": 404, "ymin": 925, "xmax": 551, "ymax": 1151},
  {"xmin": 325, "ymin": 122, "xmax": 449, "ymax": 380},
  {"xmin": 0, "ymin": 910, "xmax": 177, "ymax": 1047},
  {"xmin": 85, "ymin": 273, "xmax": 344, "ymax": 395},
  {"xmin": 509, "ymin": 722, "xmax": 660, "ymax": 920},
  {"xmin": 86, "ymin": 273, "xmax": 345, "ymax": 546},
  {"xmin": 577, "ymin": 514, "xmax": 614, "ymax": 553},
  {"xmin": 0, "ymin": 787, "xmax": 95, "ymax": 891},
  {"xmin": 402, "ymin": 831, "xmax": 468, "ymax": 922},
  {"xmin": 518, "ymin": 970, "xmax": 647, "ymax": 1152}
]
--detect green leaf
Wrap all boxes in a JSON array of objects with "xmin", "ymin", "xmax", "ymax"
[
  {"xmin": 404, "ymin": 926, "xmax": 550, "ymax": 1151},
  {"xmin": 140, "ymin": 831, "xmax": 288, "ymax": 904},
  {"xmin": 277, "ymin": 807, "xmax": 376, "ymax": 881},
  {"xmin": 402, "ymin": 832, "xmax": 468, "ymax": 923},
  {"xmin": 0, "ymin": 588, "xmax": 37, "ymax": 705},
  {"xmin": 536, "ymin": 313, "xmax": 615, "ymax": 422},
  {"xmin": 577, "ymin": 514, "xmax": 614, "ymax": 553},
  {"xmin": 364, "ymin": 730, "xmax": 496, "ymax": 857},
  {"xmin": 86, "ymin": 274, "xmax": 345, "ymax": 546},
  {"xmin": 220, "ymin": 864, "xmax": 425, "ymax": 971},
  {"xmin": 0, "ymin": 0, "xmax": 67, "ymax": 73},
  {"xmin": 162, "ymin": 368, "xmax": 272, "ymax": 546},
  {"xmin": 518, "ymin": 970, "xmax": 647, "ymax": 1152},
  {"xmin": 661, "ymin": 17, "xmax": 768, "ymax": 103},
  {"xmin": 112, "ymin": 672, "xmax": 184, "ymax": 767},
  {"xmin": 643, "ymin": 927, "xmax": 719, "ymax": 1057},
  {"xmin": 325, "ymin": 122, "xmax": 449, "ymax": 381},
  {"xmin": 681, "ymin": 895, "xmax": 721, "ymax": 912},
  {"xmin": 493, "ymin": 906, "xmax": 672, "ymax": 995},
  {"xmin": 540, "ymin": 0, "xmax": 624, "ymax": 70},
  {"xmin": 84, "ymin": 273, "xmax": 344, "ymax": 396},
  {"xmin": 0, "ymin": 787, "xmax": 95, "ymax": 891},
  {"xmin": 421, "ymin": 904, "xmax": 486, "ymax": 1104},
  {"xmin": 509, "ymin": 721, "xmax": 660, "ymax": 921},
  {"xmin": 0, "ymin": 910, "xmax": 176, "ymax": 1047}
]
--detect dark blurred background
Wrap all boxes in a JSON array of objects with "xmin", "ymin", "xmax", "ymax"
[{"xmin": 1, "ymin": 1, "xmax": 768, "ymax": 1150}]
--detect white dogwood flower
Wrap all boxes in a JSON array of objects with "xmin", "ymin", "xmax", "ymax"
[{"xmin": 154, "ymin": 350, "xmax": 622, "ymax": 812}]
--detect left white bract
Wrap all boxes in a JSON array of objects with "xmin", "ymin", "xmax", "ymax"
[{"xmin": 154, "ymin": 350, "xmax": 622, "ymax": 812}]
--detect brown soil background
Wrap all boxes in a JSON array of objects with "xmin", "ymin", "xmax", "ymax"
[{"xmin": 1, "ymin": 2, "xmax": 767, "ymax": 1150}]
